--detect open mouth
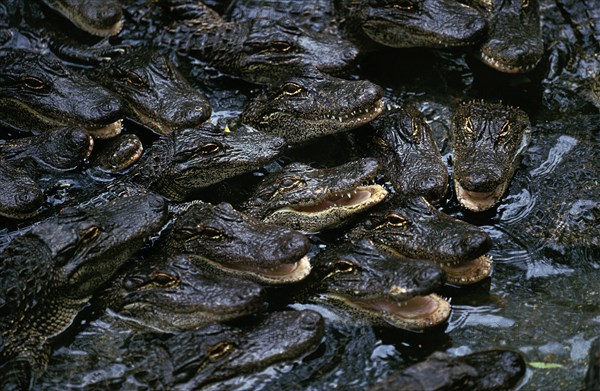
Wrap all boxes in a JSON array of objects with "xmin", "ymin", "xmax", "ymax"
[
  {"xmin": 266, "ymin": 184, "xmax": 388, "ymax": 232},
  {"xmin": 85, "ymin": 119, "xmax": 124, "ymax": 139},
  {"xmin": 321, "ymin": 99, "xmax": 385, "ymax": 128},
  {"xmin": 455, "ymin": 181, "xmax": 507, "ymax": 212},
  {"xmin": 440, "ymin": 254, "xmax": 493, "ymax": 285},
  {"xmin": 479, "ymin": 51, "xmax": 541, "ymax": 74},
  {"xmin": 330, "ymin": 293, "xmax": 451, "ymax": 331},
  {"xmin": 209, "ymin": 255, "xmax": 312, "ymax": 285}
]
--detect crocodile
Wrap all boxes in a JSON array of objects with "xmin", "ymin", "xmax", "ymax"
[
  {"xmin": 89, "ymin": 133, "xmax": 143, "ymax": 173},
  {"xmin": 39, "ymin": 0, "xmax": 123, "ymax": 37},
  {"xmin": 0, "ymin": 156, "xmax": 44, "ymax": 219},
  {"xmin": 227, "ymin": 0, "xmax": 488, "ymax": 50},
  {"xmin": 349, "ymin": 196, "xmax": 493, "ymax": 285},
  {"xmin": 470, "ymin": 0, "xmax": 544, "ymax": 73},
  {"xmin": 92, "ymin": 49, "xmax": 212, "ymax": 135},
  {"xmin": 0, "ymin": 49, "xmax": 124, "ymax": 138},
  {"xmin": 0, "ymin": 126, "xmax": 93, "ymax": 170},
  {"xmin": 118, "ymin": 0, "xmax": 359, "ymax": 85},
  {"xmin": 310, "ymin": 239, "xmax": 451, "ymax": 331},
  {"xmin": 370, "ymin": 349, "xmax": 526, "ymax": 390},
  {"xmin": 240, "ymin": 69, "xmax": 385, "ymax": 145},
  {"xmin": 365, "ymin": 104, "xmax": 448, "ymax": 202},
  {"xmin": 450, "ymin": 100, "xmax": 531, "ymax": 212},
  {"xmin": 241, "ymin": 158, "xmax": 388, "ymax": 233},
  {"xmin": 160, "ymin": 201, "xmax": 312, "ymax": 284},
  {"xmin": 127, "ymin": 123, "xmax": 287, "ymax": 201},
  {"xmin": 38, "ymin": 310, "xmax": 325, "ymax": 389},
  {"xmin": 0, "ymin": 193, "xmax": 168, "ymax": 388},
  {"xmin": 97, "ymin": 253, "xmax": 266, "ymax": 332}
]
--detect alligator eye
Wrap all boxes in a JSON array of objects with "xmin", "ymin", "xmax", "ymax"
[
  {"xmin": 162, "ymin": 57, "xmax": 176, "ymax": 78},
  {"xmin": 207, "ymin": 341, "xmax": 233, "ymax": 362},
  {"xmin": 198, "ymin": 143, "xmax": 221, "ymax": 155},
  {"xmin": 124, "ymin": 72, "xmax": 146, "ymax": 87},
  {"xmin": 334, "ymin": 260, "xmax": 356, "ymax": 273},
  {"xmin": 271, "ymin": 41, "xmax": 292, "ymax": 52},
  {"xmin": 386, "ymin": 213, "xmax": 409, "ymax": 227},
  {"xmin": 198, "ymin": 226, "xmax": 223, "ymax": 240},
  {"xmin": 386, "ymin": 0, "xmax": 416, "ymax": 10},
  {"xmin": 21, "ymin": 76, "xmax": 46, "ymax": 90},
  {"xmin": 271, "ymin": 176, "xmax": 304, "ymax": 198},
  {"xmin": 80, "ymin": 226, "xmax": 100, "ymax": 242},
  {"xmin": 464, "ymin": 116, "xmax": 474, "ymax": 138},
  {"xmin": 411, "ymin": 119, "xmax": 421, "ymax": 142},
  {"xmin": 497, "ymin": 120, "xmax": 511, "ymax": 143},
  {"xmin": 148, "ymin": 272, "xmax": 179, "ymax": 287},
  {"xmin": 280, "ymin": 82, "xmax": 303, "ymax": 96},
  {"xmin": 521, "ymin": 0, "xmax": 529, "ymax": 9}
]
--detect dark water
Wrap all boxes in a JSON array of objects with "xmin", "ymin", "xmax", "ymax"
[{"xmin": 2, "ymin": 0, "xmax": 599, "ymax": 390}]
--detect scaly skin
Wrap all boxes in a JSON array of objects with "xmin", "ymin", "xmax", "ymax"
[
  {"xmin": 349, "ymin": 196, "xmax": 493, "ymax": 285},
  {"xmin": 311, "ymin": 239, "xmax": 451, "ymax": 332},
  {"xmin": 0, "ymin": 127, "xmax": 93, "ymax": 170},
  {"xmin": 370, "ymin": 350, "xmax": 526, "ymax": 390},
  {"xmin": 92, "ymin": 49, "xmax": 211, "ymax": 135},
  {"xmin": 450, "ymin": 100, "xmax": 531, "ymax": 212},
  {"xmin": 0, "ymin": 194, "xmax": 169, "ymax": 388},
  {"xmin": 0, "ymin": 157, "xmax": 44, "ymax": 219},
  {"xmin": 161, "ymin": 202, "xmax": 312, "ymax": 284},
  {"xmin": 97, "ymin": 254, "xmax": 266, "ymax": 332},
  {"xmin": 38, "ymin": 310, "xmax": 325, "ymax": 389},
  {"xmin": 241, "ymin": 158, "xmax": 388, "ymax": 233},
  {"xmin": 127, "ymin": 123, "xmax": 287, "ymax": 201},
  {"xmin": 0, "ymin": 49, "xmax": 123, "ymax": 138},
  {"xmin": 241, "ymin": 69, "xmax": 384, "ymax": 145},
  {"xmin": 335, "ymin": 0, "xmax": 488, "ymax": 50},
  {"xmin": 472, "ymin": 0, "xmax": 543, "ymax": 73},
  {"xmin": 367, "ymin": 105, "xmax": 448, "ymax": 202},
  {"xmin": 119, "ymin": 0, "xmax": 359, "ymax": 85},
  {"xmin": 39, "ymin": 0, "xmax": 123, "ymax": 37}
]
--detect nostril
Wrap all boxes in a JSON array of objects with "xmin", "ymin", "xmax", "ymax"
[
  {"xmin": 460, "ymin": 231, "xmax": 492, "ymax": 254},
  {"xmin": 415, "ymin": 265, "xmax": 443, "ymax": 285},
  {"xmin": 287, "ymin": 232, "xmax": 311, "ymax": 253},
  {"xmin": 147, "ymin": 194, "xmax": 166, "ymax": 210},
  {"xmin": 299, "ymin": 310, "xmax": 323, "ymax": 331}
]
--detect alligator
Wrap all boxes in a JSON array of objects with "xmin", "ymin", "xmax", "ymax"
[
  {"xmin": 370, "ymin": 349, "xmax": 526, "ymax": 390},
  {"xmin": 160, "ymin": 201, "xmax": 312, "ymax": 284},
  {"xmin": 240, "ymin": 68, "xmax": 385, "ymax": 145},
  {"xmin": 450, "ymin": 100, "xmax": 531, "ymax": 212},
  {"xmin": 469, "ymin": 0, "xmax": 544, "ymax": 73},
  {"xmin": 240, "ymin": 158, "xmax": 388, "ymax": 233},
  {"xmin": 89, "ymin": 132, "xmax": 143, "ymax": 173},
  {"xmin": 0, "ymin": 49, "xmax": 124, "ymax": 138},
  {"xmin": 0, "ymin": 126, "xmax": 93, "ymax": 170},
  {"xmin": 227, "ymin": 0, "xmax": 488, "ymax": 50},
  {"xmin": 97, "ymin": 253, "xmax": 266, "ymax": 332},
  {"xmin": 0, "ymin": 193, "xmax": 168, "ymax": 389},
  {"xmin": 91, "ymin": 49, "xmax": 212, "ymax": 135},
  {"xmin": 585, "ymin": 337, "xmax": 600, "ymax": 391},
  {"xmin": 38, "ymin": 310, "xmax": 325, "ymax": 389},
  {"xmin": 0, "ymin": 156, "xmax": 44, "ymax": 219},
  {"xmin": 308, "ymin": 239, "xmax": 451, "ymax": 331},
  {"xmin": 126, "ymin": 123, "xmax": 287, "ymax": 201},
  {"xmin": 365, "ymin": 104, "xmax": 448, "ymax": 202},
  {"xmin": 118, "ymin": 0, "xmax": 359, "ymax": 85},
  {"xmin": 349, "ymin": 196, "xmax": 493, "ymax": 285},
  {"xmin": 38, "ymin": 0, "xmax": 123, "ymax": 37}
]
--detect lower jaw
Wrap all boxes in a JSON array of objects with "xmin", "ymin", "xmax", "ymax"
[
  {"xmin": 441, "ymin": 255, "xmax": 493, "ymax": 285},
  {"xmin": 85, "ymin": 119, "xmax": 124, "ymax": 139},
  {"xmin": 455, "ymin": 182, "xmax": 506, "ymax": 212},
  {"xmin": 478, "ymin": 51, "xmax": 541, "ymax": 74}
]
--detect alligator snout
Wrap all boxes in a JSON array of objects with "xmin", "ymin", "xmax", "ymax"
[
  {"xmin": 457, "ymin": 231, "xmax": 492, "ymax": 258},
  {"xmin": 298, "ymin": 310, "xmax": 324, "ymax": 331},
  {"xmin": 458, "ymin": 168, "xmax": 503, "ymax": 192}
]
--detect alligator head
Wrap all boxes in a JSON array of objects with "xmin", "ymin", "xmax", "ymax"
[
  {"xmin": 0, "ymin": 157, "xmax": 44, "ymax": 219},
  {"xmin": 0, "ymin": 127, "xmax": 94, "ymax": 170},
  {"xmin": 241, "ymin": 158, "xmax": 388, "ymax": 233},
  {"xmin": 368, "ymin": 104, "xmax": 448, "ymax": 202},
  {"xmin": 0, "ymin": 49, "xmax": 123, "ymax": 138},
  {"xmin": 450, "ymin": 100, "xmax": 531, "ymax": 212},
  {"xmin": 474, "ymin": 0, "xmax": 543, "ymax": 73},
  {"xmin": 94, "ymin": 50, "xmax": 211, "ymax": 135},
  {"xmin": 99, "ymin": 254, "xmax": 266, "ymax": 332},
  {"xmin": 162, "ymin": 202, "xmax": 312, "ymax": 284},
  {"xmin": 128, "ymin": 123, "xmax": 287, "ymax": 201},
  {"xmin": 39, "ymin": 0, "xmax": 123, "ymax": 36},
  {"xmin": 313, "ymin": 239, "xmax": 450, "ymax": 331},
  {"xmin": 349, "ymin": 196, "xmax": 493, "ymax": 285},
  {"xmin": 337, "ymin": 0, "xmax": 487, "ymax": 48},
  {"xmin": 241, "ymin": 69, "xmax": 384, "ymax": 145}
]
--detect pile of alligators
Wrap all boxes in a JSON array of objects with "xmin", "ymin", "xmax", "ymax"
[{"xmin": 0, "ymin": 0, "xmax": 598, "ymax": 389}]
